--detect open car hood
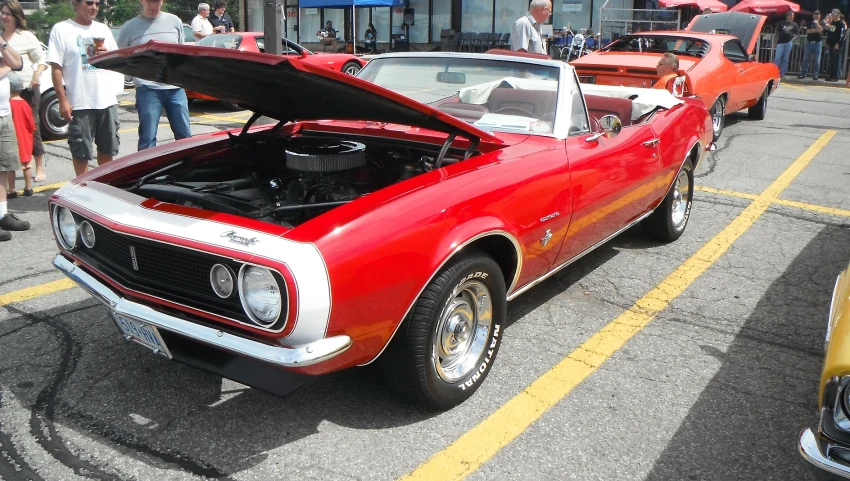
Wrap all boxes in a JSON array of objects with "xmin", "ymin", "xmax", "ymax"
[
  {"xmin": 687, "ymin": 11, "xmax": 767, "ymax": 54},
  {"xmin": 90, "ymin": 41, "xmax": 502, "ymax": 144}
]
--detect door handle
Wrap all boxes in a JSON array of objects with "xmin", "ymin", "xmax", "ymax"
[{"xmin": 642, "ymin": 138, "xmax": 660, "ymax": 147}]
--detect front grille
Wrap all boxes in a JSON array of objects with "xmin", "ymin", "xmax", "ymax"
[
  {"xmin": 578, "ymin": 75, "xmax": 596, "ymax": 84},
  {"xmin": 72, "ymin": 219, "xmax": 287, "ymax": 331}
]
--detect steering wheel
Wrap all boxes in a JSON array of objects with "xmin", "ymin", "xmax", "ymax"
[{"xmin": 494, "ymin": 107, "xmax": 538, "ymax": 119}]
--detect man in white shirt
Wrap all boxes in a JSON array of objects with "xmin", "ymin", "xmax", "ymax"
[
  {"xmin": 510, "ymin": 0, "xmax": 551, "ymax": 54},
  {"xmin": 118, "ymin": 0, "xmax": 191, "ymax": 150},
  {"xmin": 46, "ymin": 0, "xmax": 123, "ymax": 176},
  {"xmin": 191, "ymin": 3, "xmax": 214, "ymax": 40}
]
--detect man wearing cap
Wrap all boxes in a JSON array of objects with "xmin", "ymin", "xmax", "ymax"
[
  {"xmin": 799, "ymin": 10, "xmax": 825, "ymax": 80},
  {"xmin": 191, "ymin": 3, "xmax": 214, "ymax": 40},
  {"xmin": 118, "ymin": 0, "xmax": 191, "ymax": 151}
]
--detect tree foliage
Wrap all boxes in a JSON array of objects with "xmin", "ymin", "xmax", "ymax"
[{"xmin": 25, "ymin": 0, "xmax": 241, "ymax": 44}]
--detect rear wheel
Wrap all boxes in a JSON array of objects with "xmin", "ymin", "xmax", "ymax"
[
  {"xmin": 748, "ymin": 86, "xmax": 768, "ymax": 120},
  {"xmin": 642, "ymin": 159, "xmax": 694, "ymax": 242},
  {"xmin": 342, "ymin": 61, "xmax": 362, "ymax": 76},
  {"xmin": 379, "ymin": 250, "xmax": 506, "ymax": 410},
  {"xmin": 39, "ymin": 89, "xmax": 69, "ymax": 140},
  {"xmin": 710, "ymin": 96, "xmax": 725, "ymax": 142}
]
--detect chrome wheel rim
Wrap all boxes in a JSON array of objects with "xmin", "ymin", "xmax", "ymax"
[
  {"xmin": 671, "ymin": 168, "xmax": 691, "ymax": 228},
  {"xmin": 433, "ymin": 279, "xmax": 493, "ymax": 382},
  {"xmin": 44, "ymin": 96, "xmax": 69, "ymax": 136},
  {"xmin": 344, "ymin": 64, "xmax": 361, "ymax": 76},
  {"xmin": 711, "ymin": 100, "xmax": 723, "ymax": 135}
]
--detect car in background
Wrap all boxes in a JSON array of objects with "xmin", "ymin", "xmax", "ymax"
[
  {"xmin": 50, "ymin": 45, "xmax": 712, "ymax": 409},
  {"xmin": 571, "ymin": 11, "xmax": 779, "ymax": 141},
  {"xmin": 800, "ymin": 258, "xmax": 850, "ymax": 479},
  {"xmin": 185, "ymin": 32, "xmax": 366, "ymax": 107}
]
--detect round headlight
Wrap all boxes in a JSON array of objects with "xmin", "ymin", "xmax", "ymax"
[
  {"xmin": 239, "ymin": 266, "xmax": 282, "ymax": 326},
  {"xmin": 54, "ymin": 206, "xmax": 78, "ymax": 250},
  {"xmin": 80, "ymin": 221, "xmax": 96, "ymax": 248},
  {"xmin": 210, "ymin": 264, "xmax": 235, "ymax": 298}
]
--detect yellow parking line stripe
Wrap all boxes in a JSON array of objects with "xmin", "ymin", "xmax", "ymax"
[
  {"xmin": 695, "ymin": 185, "xmax": 758, "ymax": 200},
  {"xmin": 0, "ymin": 279, "xmax": 77, "ymax": 307},
  {"xmin": 32, "ymin": 182, "xmax": 67, "ymax": 193},
  {"xmin": 400, "ymin": 129, "xmax": 837, "ymax": 481},
  {"xmin": 774, "ymin": 198, "xmax": 850, "ymax": 218},
  {"xmin": 782, "ymin": 83, "xmax": 806, "ymax": 91},
  {"xmin": 695, "ymin": 186, "xmax": 850, "ymax": 218}
]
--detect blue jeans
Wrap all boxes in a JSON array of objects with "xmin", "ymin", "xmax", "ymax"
[
  {"xmin": 800, "ymin": 42, "xmax": 822, "ymax": 78},
  {"xmin": 135, "ymin": 86, "xmax": 192, "ymax": 151},
  {"xmin": 773, "ymin": 41, "xmax": 792, "ymax": 76}
]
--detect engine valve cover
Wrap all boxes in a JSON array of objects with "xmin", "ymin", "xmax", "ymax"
[{"xmin": 285, "ymin": 138, "xmax": 367, "ymax": 172}]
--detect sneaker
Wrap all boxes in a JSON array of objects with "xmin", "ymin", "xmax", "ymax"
[
  {"xmin": 6, "ymin": 191, "xmax": 17, "ymax": 199},
  {"xmin": 22, "ymin": 189, "xmax": 33, "ymax": 197},
  {"xmin": 0, "ymin": 213, "xmax": 30, "ymax": 231},
  {"xmin": 0, "ymin": 229, "xmax": 10, "ymax": 241},
  {"xmin": 798, "ymin": 75, "xmax": 806, "ymax": 79}
]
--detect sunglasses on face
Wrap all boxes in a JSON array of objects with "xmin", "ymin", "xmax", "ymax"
[{"xmin": 78, "ymin": 0, "xmax": 102, "ymax": 6}]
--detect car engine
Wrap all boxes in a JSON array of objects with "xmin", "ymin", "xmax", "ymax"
[{"xmin": 129, "ymin": 135, "xmax": 448, "ymax": 228}]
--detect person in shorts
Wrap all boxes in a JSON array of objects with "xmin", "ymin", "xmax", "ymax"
[
  {"xmin": 0, "ymin": 41, "xmax": 29, "ymax": 241},
  {"xmin": 46, "ymin": 0, "xmax": 123, "ymax": 176}
]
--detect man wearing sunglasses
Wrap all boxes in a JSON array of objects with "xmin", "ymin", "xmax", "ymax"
[
  {"xmin": 46, "ymin": 0, "xmax": 123, "ymax": 176},
  {"xmin": 117, "ymin": 0, "xmax": 191, "ymax": 151}
]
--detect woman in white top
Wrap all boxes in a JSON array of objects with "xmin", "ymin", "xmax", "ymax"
[{"xmin": 1, "ymin": 0, "xmax": 47, "ymax": 182}]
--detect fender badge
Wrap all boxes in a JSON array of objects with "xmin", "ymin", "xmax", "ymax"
[
  {"xmin": 540, "ymin": 229, "xmax": 553, "ymax": 247},
  {"xmin": 221, "ymin": 230, "xmax": 259, "ymax": 246}
]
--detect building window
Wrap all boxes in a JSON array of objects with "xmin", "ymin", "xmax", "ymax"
[
  {"xmin": 303, "ymin": 8, "xmax": 321, "ymax": 41},
  {"xmin": 494, "ymin": 0, "xmax": 525, "ymax": 34},
  {"xmin": 553, "ymin": 0, "xmax": 590, "ymax": 34},
  {"xmin": 373, "ymin": 7, "xmax": 390, "ymax": 42},
  {"xmin": 322, "ymin": 8, "xmax": 344, "ymax": 40},
  {"xmin": 407, "ymin": 0, "xmax": 430, "ymax": 43},
  {"xmin": 462, "ymin": 0, "xmax": 494, "ymax": 33},
  {"xmin": 431, "ymin": 0, "xmax": 451, "ymax": 38}
]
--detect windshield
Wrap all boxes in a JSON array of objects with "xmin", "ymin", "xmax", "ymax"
[
  {"xmin": 358, "ymin": 57, "xmax": 561, "ymax": 135},
  {"xmin": 197, "ymin": 34, "xmax": 243, "ymax": 49},
  {"xmin": 604, "ymin": 35, "xmax": 709, "ymax": 58}
]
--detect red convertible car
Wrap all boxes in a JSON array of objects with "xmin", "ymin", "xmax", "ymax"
[
  {"xmin": 50, "ymin": 44, "xmax": 712, "ymax": 409},
  {"xmin": 185, "ymin": 32, "xmax": 366, "ymax": 105},
  {"xmin": 571, "ymin": 12, "xmax": 780, "ymax": 141}
]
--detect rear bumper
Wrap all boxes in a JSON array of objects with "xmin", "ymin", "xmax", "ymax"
[
  {"xmin": 800, "ymin": 428, "xmax": 850, "ymax": 480},
  {"xmin": 53, "ymin": 254, "xmax": 351, "ymax": 368}
]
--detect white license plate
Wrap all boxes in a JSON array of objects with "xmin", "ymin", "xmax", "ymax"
[{"xmin": 112, "ymin": 313, "xmax": 172, "ymax": 359}]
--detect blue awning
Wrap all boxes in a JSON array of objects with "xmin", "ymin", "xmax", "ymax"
[{"xmin": 299, "ymin": 0, "xmax": 403, "ymax": 7}]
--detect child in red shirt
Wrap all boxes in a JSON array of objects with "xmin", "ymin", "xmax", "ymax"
[{"xmin": 6, "ymin": 72, "xmax": 33, "ymax": 197}]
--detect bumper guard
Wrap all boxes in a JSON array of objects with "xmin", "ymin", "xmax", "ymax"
[
  {"xmin": 800, "ymin": 428, "xmax": 850, "ymax": 480},
  {"xmin": 54, "ymin": 254, "xmax": 352, "ymax": 368}
]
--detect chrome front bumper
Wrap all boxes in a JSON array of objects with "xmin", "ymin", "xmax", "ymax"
[
  {"xmin": 800, "ymin": 428, "xmax": 850, "ymax": 480},
  {"xmin": 54, "ymin": 254, "xmax": 351, "ymax": 368}
]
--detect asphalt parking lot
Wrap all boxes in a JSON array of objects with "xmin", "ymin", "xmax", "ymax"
[{"xmin": 1, "ymin": 82, "xmax": 849, "ymax": 481}]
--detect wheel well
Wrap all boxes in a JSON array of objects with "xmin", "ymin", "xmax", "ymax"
[
  {"xmin": 767, "ymin": 80, "xmax": 774, "ymax": 94},
  {"xmin": 463, "ymin": 234, "xmax": 519, "ymax": 292}
]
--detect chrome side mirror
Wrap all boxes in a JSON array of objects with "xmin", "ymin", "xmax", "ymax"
[{"xmin": 586, "ymin": 115, "xmax": 623, "ymax": 142}]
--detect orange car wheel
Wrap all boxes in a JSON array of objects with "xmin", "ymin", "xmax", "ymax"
[{"xmin": 710, "ymin": 96, "xmax": 725, "ymax": 142}]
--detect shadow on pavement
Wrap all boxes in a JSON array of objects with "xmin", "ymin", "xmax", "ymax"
[{"xmin": 646, "ymin": 224, "xmax": 850, "ymax": 481}]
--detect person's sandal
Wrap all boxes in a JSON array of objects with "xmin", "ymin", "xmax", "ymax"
[
  {"xmin": 34, "ymin": 173, "xmax": 46, "ymax": 182},
  {"xmin": 23, "ymin": 189, "xmax": 34, "ymax": 197}
]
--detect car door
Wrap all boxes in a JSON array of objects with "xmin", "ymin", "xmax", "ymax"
[
  {"xmin": 720, "ymin": 40, "xmax": 757, "ymax": 111},
  {"xmin": 554, "ymin": 124, "xmax": 662, "ymax": 265}
]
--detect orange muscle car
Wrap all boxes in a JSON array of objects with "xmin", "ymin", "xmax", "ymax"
[{"xmin": 571, "ymin": 12, "xmax": 780, "ymax": 141}]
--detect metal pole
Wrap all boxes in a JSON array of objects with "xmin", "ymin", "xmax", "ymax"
[
  {"xmin": 353, "ymin": 5, "xmax": 356, "ymax": 54},
  {"xmin": 264, "ymin": 0, "xmax": 283, "ymax": 54}
]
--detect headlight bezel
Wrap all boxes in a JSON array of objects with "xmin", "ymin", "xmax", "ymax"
[
  {"xmin": 238, "ymin": 264, "xmax": 286, "ymax": 328},
  {"xmin": 53, "ymin": 205, "xmax": 79, "ymax": 251}
]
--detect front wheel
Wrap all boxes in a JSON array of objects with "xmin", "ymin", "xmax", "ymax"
[
  {"xmin": 379, "ymin": 250, "xmax": 507, "ymax": 410},
  {"xmin": 748, "ymin": 86, "xmax": 768, "ymax": 120},
  {"xmin": 642, "ymin": 159, "xmax": 694, "ymax": 242},
  {"xmin": 342, "ymin": 61, "xmax": 362, "ymax": 76},
  {"xmin": 39, "ymin": 89, "xmax": 69, "ymax": 140},
  {"xmin": 710, "ymin": 96, "xmax": 725, "ymax": 142}
]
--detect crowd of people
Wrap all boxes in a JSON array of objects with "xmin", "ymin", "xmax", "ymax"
[
  {"xmin": 772, "ymin": 8, "xmax": 847, "ymax": 83},
  {"xmin": 0, "ymin": 0, "xmax": 224, "ymax": 241}
]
